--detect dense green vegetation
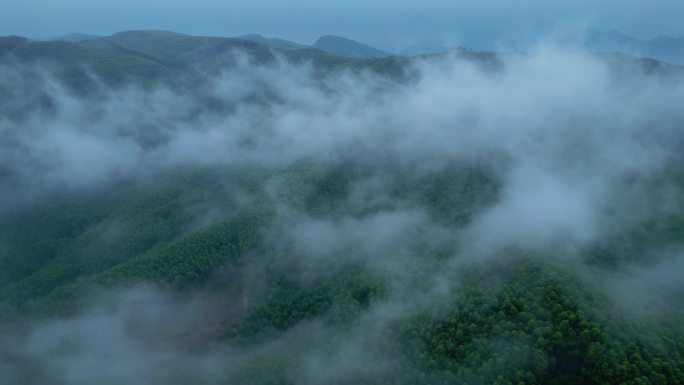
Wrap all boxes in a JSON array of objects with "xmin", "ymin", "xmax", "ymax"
[
  {"xmin": 2, "ymin": 158, "xmax": 684, "ymax": 384},
  {"xmin": 400, "ymin": 261, "xmax": 684, "ymax": 385},
  {"xmin": 2, "ymin": 31, "xmax": 684, "ymax": 384}
]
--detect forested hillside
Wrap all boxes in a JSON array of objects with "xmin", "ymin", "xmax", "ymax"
[{"xmin": 1, "ymin": 31, "xmax": 684, "ymax": 385}]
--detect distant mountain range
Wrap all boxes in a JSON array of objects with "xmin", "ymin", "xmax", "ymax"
[
  {"xmin": 236, "ymin": 33, "xmax": 390, "ymax": 58},
  {"xmin": 49, "ymin": 31, "xmax": 390, "ymax": 59},
  {"xmin": 575, "ymin": 30, "xmax": 684, "ymax": 65},
  {"xmin": 46, "ymin": 30, "xmax": 684, "ymax": 63},
  {"xmin": 388, "ymin": 30, "xmax": 684, "ymax": 64},
  {"xmin": 235, "ymin": 34, "xmax": 308, "ymax": 50},
  {"xmin": 312, "ymin": 35, "xmax": 389, "ymax": 58},
  {"xmin": 51, "ymin": 33, "xmax": 102, "ymax": 42},
  {"xmin": 13, "ymin": 28, "xmax": 683, "ymax": 76},
  {"xmin": 0, "ymin": 30, "xmax": 424, "ymax": 96}
]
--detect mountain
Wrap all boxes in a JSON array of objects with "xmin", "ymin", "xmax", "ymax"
[
  {"xmin": 0, "ymin": 37, "xmax": 174, "ymax": 93},
  {"xmin": 100, "ymin": 30, "xmax": 262, "ymax": 65},
  {"xmin": 313, "ymin": 35, "xmax": 390, "ymax": 58},
  {"xmin": 237, "ymin": 33, "xmax": 308, "ymax": 50},
  {"xmin": 51, "ymin": 33, "xmax": 101, "ymax": 42},
  {"xmin": 0, "ymin": 36, "xmax": 28, "ymax": 55},
  {"xmin": 579, "ymin": 30, "xmax": 684, "ymax": 65},
  {"xmin": 239, "ymin": 33, "xmax": 391, "ymax": 57},
  {"xmin": 0, "ymin": 30, "xmax": 420, "ymax": 103},
  {"xmin": 0, "ymin": 29, "xmax": 675, "ymax": 98},
  {"xmin": 0, "ymin": 30, "xmax": 676, "ymax": 95},
  {"xmin": 2, "ymin": 29, "xmax": 684, "ymax": 385}
]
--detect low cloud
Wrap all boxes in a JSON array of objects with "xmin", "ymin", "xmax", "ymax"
[{"xmin": 2, "ymin": 44, "xmax": 684, "ymax": 383}]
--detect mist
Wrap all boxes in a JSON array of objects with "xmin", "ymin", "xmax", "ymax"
[{"xmin": 2, "ymin": 42, "xmax": 684, "ymax": 384}]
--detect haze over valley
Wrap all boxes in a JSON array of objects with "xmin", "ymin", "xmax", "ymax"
[{"xmin": 2, "ymin": 3, "xmax": 684, "ymax": 384}]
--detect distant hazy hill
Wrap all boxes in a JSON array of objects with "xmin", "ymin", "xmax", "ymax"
[
  {"xmin": 1, "ymin": 29, "xmax": 677, "ymax": 96},
  {"xmin": 313, "ymin": 35, "xmax": 390, "ymax": 58},
  {"xmin": 238, "ymin": 33, "xmax": 390, "ymax": 58},
  {"xmin": 237, "ymin": 34, "xmax": 308, "ymax": 50},
  {"xmin": 579, "ymin": 30, "xmax": 684, "ymax": 65},
  {"xmin": 51, "ymin": 33, "xmax": 101, "ymax": 42},
  {"xmin": 0, "ymin": 35, "xmax": 174, "ymax": 90},
  {"xmin": 0, "ymin": 36, "xmax": 28, "ymax": 55},
  {"xmin": 0, "ymin": 30, "xmax": 421, "ymax": 94},
  {"xmin": 101, "ymin": 30, "xmax": 263, "ymax": 64}
]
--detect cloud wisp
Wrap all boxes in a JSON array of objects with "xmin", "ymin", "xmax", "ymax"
[{"xmin": 2, "ymin": 45, "xmax": 684, "ymax": 384}]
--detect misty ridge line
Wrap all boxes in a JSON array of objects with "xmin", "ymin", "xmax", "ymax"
[
  {"xmin": 2, "ymin": 39, "xmax": 684, "ymax": 385},
  {"xmin": 2, "ymin": 45, "xmax": 684, "ymax": 297},
  {"xmin": 37, "ymin": 28, "xmax": 684, "ymax": 65},
  {"xmin": 1, "ymin": 46, "xmax": 681, "ymax": 185}
]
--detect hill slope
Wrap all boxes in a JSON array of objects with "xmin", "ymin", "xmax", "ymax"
[
  {"xmin": 237, "ymin": 34, "xmax": 309, "ymax": 50},
  {"xmin": 580, "ymin": 30, "xmax": 684, "ymax": 65},
  {"xmin": 51, "ymin": 33, "xmax": 101, "ymax": 42},
  {"xmin": 313, "ymin": 35, "xmax": 390, "ymax": 58},
  {"xmin": 2, "ymin": 29, "xmax": 684, "ymax": 385}
]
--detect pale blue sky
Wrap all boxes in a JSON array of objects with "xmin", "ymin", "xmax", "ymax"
[{"xmin": 3, "ymin": 0, "xmax": 683, "ymax": 51}]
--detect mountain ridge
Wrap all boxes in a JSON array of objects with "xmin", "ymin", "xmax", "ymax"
[
  {"xmin": 313, "ymin": 34, "xmax": 390, "ymax": 58},
  {"xmin": 576, "ymin": 29, "xmax": 684, "ymax": 65}
]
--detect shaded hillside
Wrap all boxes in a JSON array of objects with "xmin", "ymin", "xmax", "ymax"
[
  {"xmin": 313, "ymin": 35, "xmax": 390, "ymax": 58},
  {"xmin": 237, "ymin": 34, "xmax": 309, "ymax": 50},
  {"xmin": 578, "ymin": 30, "xmax": 684, "ymax": 65},
  {"xmin": 2, "ymin": 30, "xmax": 679, "ymax": 95},
  {"xmin": 2, "ymin": 29, "xmax": 684, "ymax": 385},
  {"xmin": 51, "ymin": 33, "xmax": 101, "ymax": 42}
]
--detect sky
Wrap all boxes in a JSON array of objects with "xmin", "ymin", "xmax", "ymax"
[{"xmin": 3, "ymin": 0, "xmax": 684, "ymax": 53}]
